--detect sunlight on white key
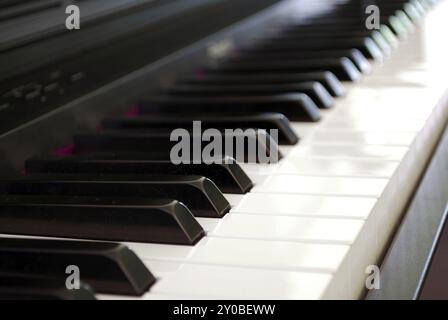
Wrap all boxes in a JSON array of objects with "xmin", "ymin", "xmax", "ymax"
[
  {"xmin": 342, "ymin": 87, "xmax": 435, "ymax": 105},
  {"xmin": 188, "ymin": 238, "xmax": 349, "ymax": 272},
  {"xmin": 223, "ymin": 194, "xmax": 245, "ymax": 208},
  {"xmin": 308, "ymin": 131, "xmax": 416, "ymax": 146},
  {"xmin": 279, "ymin": 146, "xmax": 293, "ymax": 156},
  {"xmin": 278, "ymin": 157, "xmax": 399, "ymax": 177},
  {"xmin": 334, "ymin": 107, "xmax": 433, "ymax": 121},
  {"xmin": 321, "ymin": 118, "xmax": 424, "ymax": 132},
  {"xmin": 142, "ymin": 260, "xmax": 184, "ymax": 278},
  {"xmin": 238, "ymin": 163, "xmax": 281, "ymax": 175},
  {"xmin": 208, "ymin": 214, "xmax": 364, "ymax": 244},
  {"xmin": 197, "ymin": 218, "xmax": 221, "ymax": 233},
  {"xmin": 151, "ymin": 264, "xmax": 334, "ymax": 299},
  {"xmin": 254, "ymin": 175, "xmax": 388, "ymax": 197},
  {"xmin": 333, "ymin": 88, "xmax": 436, "ymax": 120},
  {"xmin": 291, "ymin": 144, "xmax": 408, "ymax": 160},
  {"xmin": 394, "ymin": 71, "xmax": 448, "ymax": 88},
  {"xmin": 233, "ymin": 193, "xmax": 376, "ymax": 219},
  {"xmin": 244, "ymin": 172, "xmax": 269, "ymax": 186},
  {"xmin": 124, "ymin": 241, "xmax": 201, "ymax": 261}
]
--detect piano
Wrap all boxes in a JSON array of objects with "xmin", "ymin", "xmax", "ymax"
[{"xmin": 0, "ymin": 0, "xmax": 447, "ymax": 300}]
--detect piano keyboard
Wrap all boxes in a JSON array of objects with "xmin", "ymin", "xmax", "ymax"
[{"xmin": 1, "ymin": 0, "xmax": 447, "ymax": 300}]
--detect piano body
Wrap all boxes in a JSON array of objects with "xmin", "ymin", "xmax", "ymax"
[{"xmin": 0, "ymin": 0, "xmax": 447, "ymax": 300}]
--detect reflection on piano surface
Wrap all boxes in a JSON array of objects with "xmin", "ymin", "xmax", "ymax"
[{"xmin": 0, "ymin": 0, "xmax": 447, "ymax": 300}]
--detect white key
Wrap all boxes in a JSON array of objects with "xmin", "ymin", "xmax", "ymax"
[
  {"xmin": 279, "ymin": 145, "xmax": 294, "ymax": 156},
  {"xmin": 125, "ymin": 241, "xmax": 197, "ymax": 261},
  {"xmin": 142, "ymin": 260, "xmax": 184, "ymax": 278},
  {"xmin": 129, "ymin": 237, "xmax": 349, "ymax": 273},
  {"xmin": 321, "ymin": 118, "xmax": 425, "ymax": 132},
  {"xmin": 223, "ymin": 194, "xmax": 245, "ymax": 208},
  {"xmin": 187, "ymin": 238, "xmax": 349, "ymax": 272},
  {"xmin": 197, "ymin": 218, "xmax": 221, "ymax": 233},
  {"xmin": 233, "ymin": 193, "xmax": 376, "ymax": 219},
  {"xmin": 150, "ymin": 264, "xmax": 336, "ymax": 299},
  {"xmin": 278, "ymin": 157, "xmax": 399, "ymax": 177},
  {"xmin": 207, "ymin": 213, "xmax": 364, "ymax": 244},
  {"xmin": 333, "ymin": 103, "xmax": 433, "ymax": 121},
  {"xmin": 307, "ymin": 130, "xmax": 416, "ymax": 146},
  {"xmin": 290, "ymin": 122, "xmax": 321, "ymax": 140},
  {"xmin": 238, "ymin": 163, "xmax": 281, "ymax": 175},
  {"xmin": 243, "ymin": 172, "xmax": 269, "ymax": 186},
  {"xmin": 254, "ymin": 175, "xmax": 388, "ymax": 197},
  {"xmin": 332, "ymin": 95, "xmax": 435, "ymax": 120},
  {"xmin": 290, "ymin": 144, "xmax": 408, "ymax": 160}
]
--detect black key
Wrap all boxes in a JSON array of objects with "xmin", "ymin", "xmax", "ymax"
[
  {"xmin": 74, "ymin": 129, "xmax": 282, "ymax": 164},
  {"xmin": 0, "ymin": 0, "xmax": 60, "ymax": 22},
  {"xmin": 0, "ymin": 103, "xmax": 10, "ymax": 111},
  {"xmin": 280, "ymin": 24, "xmax": 399, "ymax": 47},
  {"xmin": 162, "ymin": 82, "xmax": 334, "ymax": 108},
  {"xmin": 235, "ymin": 49, "xmax": 371, "ymax": 74},
  {"xmin": 280, "ymin": 27, "xmax": 384, "ymax": 38},
  {"xmin": 138, "ymin": 94, "xmax": 321, "ymax": 122},
  {"xmin": 280, "ymin": 25, "xmax": 399, "ymax": 48},
  {"xmin": 283, "ymin": 23, "xmax": 387, "ymax": 33},
  {"xmin": 179, "ymin": 72, "xmax": 345, "ymax": 97},
  {"xmin": 211, "ymin": 58, "xmax": 361, "ymax": 82},
  {"xmin": 0, "ymin": 238, "xmax": 155, "ymax": 296},
  {"xmin": 102, "ymin": 112, "xmax": 300, "ymax": 145},
  {"xmin": 320, "ymin": 1, "xmax": 419, "ymax": 13},
  {"xmin": 258, "ymin": 37, "xmax": 383, "ymax": 60},
  {"xmin": 26, "ymin": 154, "xmax": 253, "ymax": 194},
  {"xmin": 0, "ymin": 275, "xmax": 96, "ymax": 300},
  {"xmin": 298, "ymin": 16, "xmax": 409, "ymax": 38},
  {"xmin": 301, "ymin": 12, "xmax": 410, "ymax": 27},
  {"xmin": 271, "ymin": 32, "xmax": 392, "ymax": 55},
  {"xmin": 0, "ymin": 175, "xmax": 230, "ymax": 218},
  {"xmin": 0, "ymin": 195, "xmax": 204, "ymax": 245},
  {"xmin": 0, "ymin": 1, "xmax": 36, "ymax": 10}
]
